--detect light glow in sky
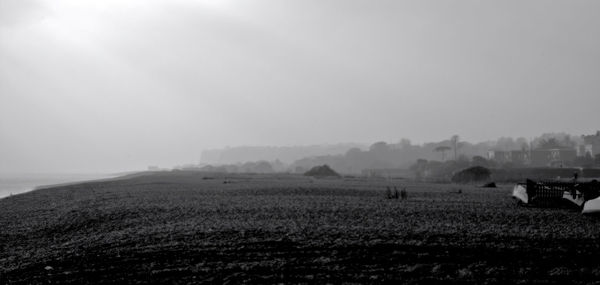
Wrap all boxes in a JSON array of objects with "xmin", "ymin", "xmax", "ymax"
[{"xmin": 1, "ymin": 0, "xmax": 600, "ymax": 173}]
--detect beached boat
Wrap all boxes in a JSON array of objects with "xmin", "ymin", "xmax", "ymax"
[{"xmin": 513, "ymin": 179, "xmax": 600, "ymax": 213}]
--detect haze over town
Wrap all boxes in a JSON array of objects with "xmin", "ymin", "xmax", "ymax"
[{"xmin": 2, "ymin": 0, "xmax": 600, "ymax": 174}]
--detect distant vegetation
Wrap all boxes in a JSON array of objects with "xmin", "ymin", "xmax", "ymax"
[
  {"xmin": 184, "ymin": 132, "xmax": 596, "ymax": 181},
  {"xmin": 289, "ymin": 133, "xmax": 588, "ymax": 175},
  {"xmin": 304, "ymin": 165, "xmax": 340, "ymax": 178},
  {"xmin": 200, "ymin": 143, "xmax": 366, "ymax": 165},
  {"xmin": 183, "ymin": 160, "xmax": 281, "ymax": 174},
  {"xmin": 451, "ymin": 166, "xmax": 492, "ymax": 184}
]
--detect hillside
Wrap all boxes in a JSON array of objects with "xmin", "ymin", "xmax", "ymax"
[{"xmin": 200, "ymin": 144, "xmax": 366, "ymax": 165}]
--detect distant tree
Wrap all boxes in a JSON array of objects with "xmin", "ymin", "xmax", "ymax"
[
  {"xmin": 456, "ymin": 154, "xmax": 471, "ymax": 169},
  {"xmin": 451, "ymin": 135, "xmax": 461, "ymax": 160},
  {"xmin": 560, "ymin": 134, "xmax": 578, "ymax": 148},
  {"xmin": 434, "ymin": 146, "xmax": 451, "ymax": 161},
  {"xmin": 410, "ymin": 158, "xmax": 472, "ymax": 182},
  {"xmin": 520, "ymin": 142, "xmax": 529, "ymax": 152},
  {"xmin": 368, "ymin": 141, "xmax": 394, "ymax": 168},
  {"xmin": 411, "ymin": 159, "xmax": 428, "ymax": 171},
  {"xmin": 451, "ymin": 166, "xmax": 492, "ymax": 184},
  {"xmin": 304, "ymin": 164, "xmax": 340, "ymax": 178},
  {"xmin": 516, "ymin": 137, "xmax": 529, "ymax": 149},
  {"xmin": 536, "ymin": 138, "xmax": 563, "ymax": 149},
  {"xmin": 294, "ymin": 166, "xmax": 307, "ymax": 173},
  {"xmin": 345, "ymin": 147, "xmax": 363, "ymax": 157},
  {"xmin": 471, "ymin": 155, "xmax": 489, "ymax": 167},
  {"xmin": 410, "ymin": 159, "xmax": 429, "ymax": 180},
  {"xmin": 532, "ymin": 133, "xmax": 578, "ymax": 150},
  {"xmin": 270, "ymin": 159, "xmax": 286, "ymax": 172},
  {"xmin": 369, "ymin": 141, "xmax": 390, "ymax": 153},
  {"xmin": 399, "ymin": 138, "xmax": 412, "ymax": 149},
  {"xmin": 254, "ymin": 161, "xmax": 274, "ymax": 173}
]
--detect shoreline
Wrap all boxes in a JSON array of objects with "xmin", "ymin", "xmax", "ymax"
[{"xmin": 0, "ymin": 172, "xmax": 138, "ymax": 199}]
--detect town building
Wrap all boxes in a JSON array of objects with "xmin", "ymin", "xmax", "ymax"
[
  {"xmin": 489, "ymin": 149, "xmax": 576, "ymax": 167},
  {"xmin": 487, "ymin": 150, "xmax": 529, "ymax": 165},
  {"xmin": 530, "ymin": 149, "xmax": 577, "ymax": 167},
  {"xmin": 582, "ymin": 131, "xmax": 600, "ymax": 157}
]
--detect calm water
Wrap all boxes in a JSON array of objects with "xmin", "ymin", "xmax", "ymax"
[{"xmin": 0, "ymin": 173, "xmax": 117, "ymax": 199}]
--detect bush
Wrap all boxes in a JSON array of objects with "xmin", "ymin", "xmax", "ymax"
[
  {"xmin": 451, "ymin": 166, "xmax": 491, "ymax": 184},
  {"xmin": 304, "ymin": 165, "xmax": 341, "ymax": 178}
]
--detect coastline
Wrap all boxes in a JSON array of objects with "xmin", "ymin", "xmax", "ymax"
[{"xmin": 0, "ymin": 172, "xmax": 132, "ymax": 199}]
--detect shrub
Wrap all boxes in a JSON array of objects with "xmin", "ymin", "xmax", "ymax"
[
  {"xmin": 451, "ymin": 166, "xmax": 491, "ymax": 184},
  {"xmin": 304, "ymin": 165, "xmax": 341, "ymax": 178}
]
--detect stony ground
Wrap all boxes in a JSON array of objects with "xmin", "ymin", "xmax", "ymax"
[{"xmin": 1, "ymin": 171, "xmax": 600, "ymax": 284}]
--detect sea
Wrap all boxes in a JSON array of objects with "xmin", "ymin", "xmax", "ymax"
[{"xmin": 0, "ymin": 173, "xmax": 118, "ymax": 199}]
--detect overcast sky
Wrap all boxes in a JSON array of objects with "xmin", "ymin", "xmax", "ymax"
[{"xmin": 1, "ymin": 0, "xmax": 600, "ymax": 173}]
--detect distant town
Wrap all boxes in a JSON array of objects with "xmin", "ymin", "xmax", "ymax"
[
  {"xmin": 487, "ymin": 131, "xmax": 600, "ymax": 168},
  {"xmin": 148, "ymin": 132, "xmax": 600, "ymax": 182}
]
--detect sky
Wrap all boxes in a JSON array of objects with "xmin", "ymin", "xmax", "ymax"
[{"xmin": 1, "ymin": 0, "xmax": 600, "ymax": 173}]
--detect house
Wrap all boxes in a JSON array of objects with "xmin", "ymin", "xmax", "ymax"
[
  {"xmin": 489, "ymin": 148, "xmax": 575, "ymax": 167},
  {"xmin": 582, "ymin": 131, "xmax": 600, "ymax": 157},
  {"xmin": 488, "ymin": 151, "xmax": 511, "ymax": 164},
  {"xmin": 487, "ymin": 150, "xmax": 529, "ymax": 165},
  {"xmin": 530, "ymin": 149, "xmax": 577, "ymax": 167},
  {"xmin": 577, "ymin": 144, "xmax": 593, "ymax": 157}
]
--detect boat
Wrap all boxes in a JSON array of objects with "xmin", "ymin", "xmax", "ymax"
[{"xmin": 513, "ymin": 179, "xmax": 600, "ymax": 213}]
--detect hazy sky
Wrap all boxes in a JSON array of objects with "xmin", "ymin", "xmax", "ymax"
[{"xmin": 1, "ymin": 0, "xmax": 600, "ymax": 173}]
